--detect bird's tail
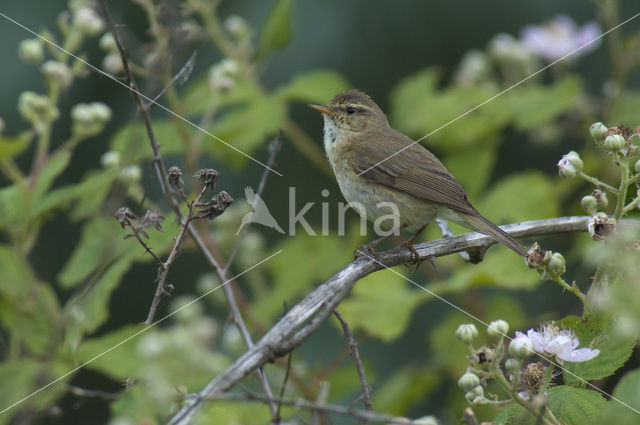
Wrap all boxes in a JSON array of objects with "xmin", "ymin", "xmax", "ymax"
[{"xmin": 458, "ymin": 212, "xmax": 527, "ymax": 257}]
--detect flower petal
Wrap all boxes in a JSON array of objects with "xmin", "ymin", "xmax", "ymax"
[{"xmin": 558, "ymin": 347, "xmax": 600, "ymax": 362}]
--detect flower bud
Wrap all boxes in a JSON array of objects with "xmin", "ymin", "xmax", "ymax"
[
  {"xmin": 103, "ymin": 53, "xmax": 124, "ymax": 74},
  {"xmin": 458, "ymin": 372, "xmax": 480, "ymax": 391},
  {"xmin": 505, "ymin": 358, "xmax": 520, "ymax": 371},
  {"xmin": 71, "ymin": 102, "xmax": 112, "ymax": 137},
  {"xmin": 119, "ymin": 165, "xmax": 142, "ymax": 183},
  {"xmin": 73, "ymin": 7, "xmax": 105, "ymax": 36},
  {"xmin": 208, "ymin": 59, "xmax": 239, "ymax": 92},
  {"xmin": 509, "ymin": 335, "xmax": 533, "ymax": 358},
  {"xmin": 581, "ymin": 195, "xmax": 597, "ymax": 215},
  {"xmin": 548, "ymin": 252, "xmax": 566, "ymax": 275},
  {"xmin": 589, "ymin": 122, "xmax": 608, "ymax": 143},
  {"xmin": 42, "ymin": 61, "xmax": 73, "ymax": 89},
  {"xmin": 592, "ymin": 189, "xmax": 608, "ymax": 210},
  {"xmin": 487, "ymin": 320, "xmax": 509, "ymax": 338},
  {"xmin": 99, "ymin": 32, "xmax": 117, "ymax": 51},
  {"xmin": 635, "ymin": 159, "xmax": 640, "ymax": 174},
  {"xmin": 472, "ymin": 385, "xmax": 484, "ymax": 397},
  {"xmin": 100, "ymin": 151, "xmax": 120, "ymax": 168},
  {"xmin": 225, "ymin": 15, "xmax": 250, "ymax": 39},
  {"xmin": 557, "ymin": 151, "xmax": 583, "ymax": 178},
  {"xmin": 18, "ymin": 91, "xmax": 59, "ymax": 126},
  {"xmin": 465, "ymin": 391, "xmax": 480, "ymax": 403},
  {"xmin": 18, "ymin": 39, "xmax": 44, "ymax": 64},
  {"xmin": 588, "ymin": 212, "xmax": 616, "ymax": 240},
  {"xmin": 604, "ymin": 134, "xmax": 625, "ymax": 151},
  {"xmin": 455, "ymin": 324, "xmax": 479, "ymax": 343}
]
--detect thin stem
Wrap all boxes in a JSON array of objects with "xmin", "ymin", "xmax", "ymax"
[{"xmin": 577, "ymin": 171, "xmax": 618, "ymax": 194}]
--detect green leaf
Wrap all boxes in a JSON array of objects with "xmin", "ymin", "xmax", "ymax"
[
  {"xmin": 33, "ymin": 150, "xmax": 72, "ymax": 201},
  {"xmin": 32, "ymin": 169, "xmax": 117, "ymax": 220},
  {"xmin": 206, "ymin": 95, "xmax": 285, "ymax": 168},
  {"xmin": 58, "ymin": 217, "xmax": 175, "ymax": 288},
  {"xmin": 339, "ymin": 269, "xmax": 428, "ymax": 341},
  {"xmin": 391, "ymin": 69, "xmax": 505, "ymax": 151},
  {"xmin": 0, "ymin": 244, "xmax": 61, "ymax": 354},
  {"xmin": 443, "ymin": 146, "xmax": 495, "ymax": 199},
  {"xmin": 600, "ymin": 368, "xmax": 640, "ymax": 425},
  {"xmin": 256, "ymin": 0, "xmax": 293, "ymax": 60},
  {"xmin": 492, "ymin": 402, "xmax": 529, "ymax": 425},
  {"xmin": 371, "ymin": 367, "xmax": 439, "ymax": 415},
  {"xmin": 256, "ymin": 234, "xmax": 353, "ymax": 322},
  {"xmin": 608, "ymin": 91, "xmax": 640, "ymax": 125},
  {"xmin": 77, "ymin": 325, "xmax": 145, "ymax": 379},
  {"xmin": 505, "ymin": 77, "xmax": 580, "ymax": 131},
  {"xmin": 63, "ymin": 258, "xmax": 133, "ymax": 350},
  {"xmin": 547, "ymin": 386, "xmax": 607, "ymax": 425},
  {"xmin": 0, "ymin": 185, "xmax": 25, "ymax": 230},
  {"xmin": 110, "ymin": 120, "xmax": 186, "ymax": 163},
  {"xmin": 181, "ymin": 75, "xmax": 262, "ymax": 115},
  {"xmin": 479, "ymin": 171, "xmax": 558, "ymax": 223},
  {"xmin": 0, "ymin": 133, "xmax": 31, "ymax": 160},
  {"xmin": 562, "ymin": 314, "xmax": 635, "ymax": 384},
  {"xmin": 276, "ymin": 69, "xmax": 350, "ymax": 104},
  {"xmin": 0, "ymin": 358, "xmax": 67, "ymax": 425},
  {"xmin": 432, "ymin": 247, "xmax": 538, "ymax": 292}
]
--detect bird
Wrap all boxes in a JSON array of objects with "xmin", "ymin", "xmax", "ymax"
[{"xmin": 308, "ymin": 89, "xmax": 526, "ymax": 260}]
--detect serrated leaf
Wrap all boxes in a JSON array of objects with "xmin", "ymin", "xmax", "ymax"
[
  {"xmin": 339, "ymin": 269, "xmax": 427, "ymax": 341},
  {"xmin": 0, "ymin": 133, "xmax": 30, "ymax": 160},
  {"xmin": 563, "ymin": 314, "xmax": 635, "ymax": 384},
  {"xmin": 547, "ymin": 386, "xmax": 607, "ymax": 425},
  {"xmin": 256, "ymin": 0, "xmax": 293, "ymax": 60},
  {"xmin": 0, "ymin": 185, "xmax": 25, "ymax": 230},
  {"xmin": 77, "ymin": 325, "xmax": 145, "ymax": 379},
  {"xmin": 276, "ymin": 69, "xmax": 350, "ymax": 104},
  {"xmin": 600, "ymin": 368, "xmax": 640, "ymax": 425},
  {"xmin": 0, "ymin": 244, "xmax": 61, "ymax": 354}
]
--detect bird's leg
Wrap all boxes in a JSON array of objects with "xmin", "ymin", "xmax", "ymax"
[
  {"xmin": 401, "ymin": 224, "xmax": 428, "ymax": 264},
  {"xmin": 354, "ymin": 224, "xmax": 407, "ymax": 260}
]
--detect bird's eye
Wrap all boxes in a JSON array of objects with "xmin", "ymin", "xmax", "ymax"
[{"xmin": 346, "ymin": 106, "xmax": 356, "ymax": 115}]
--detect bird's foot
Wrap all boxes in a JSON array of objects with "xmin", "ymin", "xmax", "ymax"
[{"xmin": 401, "ymin": 239, "xmax": 421, "ymax": 264}]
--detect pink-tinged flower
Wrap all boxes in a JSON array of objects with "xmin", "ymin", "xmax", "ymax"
[
  {"xmin": 521, "ymin": 15, "xmax": 601, "ymax": 62},
  {"xmin": 557, "ymin": 151, "xmax": 583, "ymax": 178},
  {"xmin": 525, "ymin": 326, "xmax": 599, "ymax": 362}
]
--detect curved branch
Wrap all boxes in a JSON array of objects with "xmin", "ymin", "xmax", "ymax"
[{"xmin": 166, "ymin": 215, "xmax": 635, "ymax": 425}]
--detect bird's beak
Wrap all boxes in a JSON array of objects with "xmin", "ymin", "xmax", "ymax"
[{"xmin": 308, "ymin": 104, "xmax": 336, "ymax": 115}]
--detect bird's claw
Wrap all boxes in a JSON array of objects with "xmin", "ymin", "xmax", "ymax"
[{"xmin": 354, "ymin": 243, "xmax": 379, "ymax": 261}]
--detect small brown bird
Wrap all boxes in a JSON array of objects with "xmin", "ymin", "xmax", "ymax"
[{"xmin": 309, "ymin": 90, "xmax": 526, "ymax": 259}]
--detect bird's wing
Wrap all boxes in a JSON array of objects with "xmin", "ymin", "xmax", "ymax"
[{"xmin": 348, "ymin": 130, "xmax": 478, "ymax": 216}]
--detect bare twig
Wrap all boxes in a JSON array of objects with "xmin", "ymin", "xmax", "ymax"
[
  {"xmin": 145, "ymin": 185, "xmax": 208, "ymax": 324},
  {"xmin": 333, "ymin": 310, "xmax": 372, "ymax": 419},
  {"xmin": 168, "ymin": 216, "xmax": 626, "ymax": 425},
  {"xmin": 183, "ymin": 392, "xmax": 416, "ymax": 425},
  {"xmin": 99, "ymin": 0, "xmax": 277, "ymax": 412},
  {"xmin": 274, "ymin": 351, "xmax": 293, "ymax": 423}
]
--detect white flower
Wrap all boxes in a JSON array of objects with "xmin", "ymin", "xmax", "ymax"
[
  {"xmin": 521, "ymin": 15, "xmax": 601, "ymax": 62},
  {"xmin": 509, "ymin": 333, "xmax": 534, "ymax": 358},
  {"xmin": 525, "ymin": 326, "xmax": 599, "ymax": 362}
]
